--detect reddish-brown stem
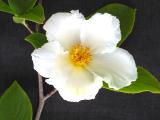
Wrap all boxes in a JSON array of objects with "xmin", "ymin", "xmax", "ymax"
[
  {"xmin": 35, "ymin": 74, "xmax": 57, "ymax": 120},
  {"xmin": 44, "ymin": 89, "xmax": 57, "ymax": 101},
  {"xmin": 38, "ymin": 74, "xmax": 44, "ymax": 100},
  {"xmin": 34, "ymin": 0, "xmax": 58, "ymax": 119},
  {"xmin": 35, "ymin": 98, "xmax": 45, "ymax": 120}
]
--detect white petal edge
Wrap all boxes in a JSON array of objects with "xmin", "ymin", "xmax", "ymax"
[
  {"xmin": 31, "ymin": 41, "xmax": 64, "ymax": 78},
  {"xmin": 45, "ymin": 54, "xmax": 103, "ymax": 102},
  {"xmin": 87, "ymin": 48, "xmax": 137, "ymax": 90},
  {"xmin": 80, "ymin": 13, "xmax": 121, "ymax": 54},
  {"xmin": 44, "ymin": 10, "xmax": 85, "ymax": 50}
]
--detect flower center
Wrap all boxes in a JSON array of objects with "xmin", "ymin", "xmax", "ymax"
[{"xmin": 69, "ymin": 44, "xmax": 92, "ymax": 66}]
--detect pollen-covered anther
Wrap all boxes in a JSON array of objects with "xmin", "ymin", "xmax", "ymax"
[{"xmin": 69, "ymin": 44, "xmax": 92, "ymax": 66}]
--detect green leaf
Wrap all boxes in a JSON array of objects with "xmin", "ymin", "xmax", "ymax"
[
  {"xmin": 103, "ymin": 66, "xmax": 160, "ymax": 94},
  {"xmin": 8, "ymin": 0, "xmax": 37, "ymax": 15},
  {"xmin": 0, "ymin": 0, "xmax": 14, "ymax": 14},
  {"xmin": 94, "ymin": 3, "xmax": 136, "ymax": 46},
  {"xmin": 0, "ymin": 81, "xmax": 32, "ymax": 120},
  {"xmin": 25, "ymin": 33, "xmax": 48, "ymax": 48},
  {"xmin": 18, "ymin": 4, "xmax": 45, "ymax": 24},
  {"xmin": 13, "ymin": 16, "xmax": 25, "ymax": 24}
]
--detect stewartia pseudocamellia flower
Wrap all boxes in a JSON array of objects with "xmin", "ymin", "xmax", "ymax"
[{"xmin": 31, "ymin": 10, "xmax": 137, "ymax": 102}]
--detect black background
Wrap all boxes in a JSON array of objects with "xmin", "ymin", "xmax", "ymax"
[{"xmin": 0, "ymin": 0, "xmax": 160, "ymax": 120}]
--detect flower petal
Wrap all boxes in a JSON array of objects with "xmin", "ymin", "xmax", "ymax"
[
  {"xmin": 44, "ymin": 10, "xmax": 85, "ymax": 50},
  {"xmin": 45, "ymin": 54, "xmax": 103, "ymax": 102},
  {"xmin": 80, "ymin": 13, "xmax": 121, "ymax": 54},
  {"xmin": 31, "ymin": 41, "xmax": 64, "ymax": 78},
  {"xmin": 88, "ymin": 48, "xmax": 137, "ymax": 90}
]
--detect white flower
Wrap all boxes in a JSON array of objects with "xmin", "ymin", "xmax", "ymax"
[{"xmin": 31, "ymin": 10, "xmax": 137, "ymax": 102}]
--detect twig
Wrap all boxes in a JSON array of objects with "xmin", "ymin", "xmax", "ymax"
[
  {"xmin": 23, "ymin": 22, "xmax": 34, "ymax": 33},
  {"xmin": 35, "ymin": 75, "xmax": 57, "ymax": 120},
  {"xmin": 22, "ymin": 1, "xmax": 57, "ymax": 119},
  {"xmin": 24, "ymin": 21, "xmax": 57, "ymax": 119},
  {"xmin": 44, "ymin": 89, "xmax": 57, "ymax": 101},
  {"xmin": 38, "ymin": 74, "xmax": 44, "ymax": 101},
  {"xmin": 34, "ymin": 74, "xmax": 44, "ymax": 120},
  {"xmin": 35, "ymin": 98, "xmax": 44, "ymax": 120},
  {"xmin": 34, "ymin": 0, "xmax": 57, "ymax": 120},
  {"xmin": 35, "ymin": 22, "xmax": 40, "ymax": 32}
]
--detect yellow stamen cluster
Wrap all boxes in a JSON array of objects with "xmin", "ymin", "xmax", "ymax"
[{"xmin": 69, "ymin": 44, "xmax": 92, "ymax": 66}]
